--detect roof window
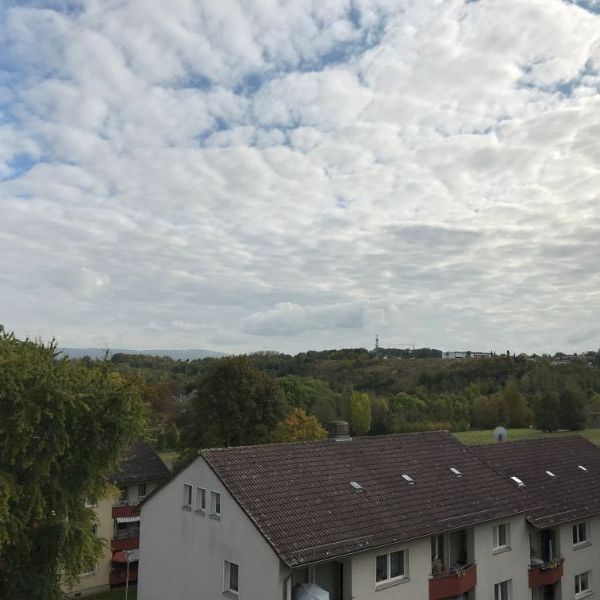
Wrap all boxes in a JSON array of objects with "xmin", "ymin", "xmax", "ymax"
[
  {"xmin": 545, "ymin": 470, "xmax": 556, "ymax": 477},
  {"xmin": 510, "ymin": 476, "xmax": 525, "ymax": 487},
  {"xmin": 578, "ymin": 465, "xmax": 588, "ymax": 472},
  {"xmin": 350, "ymin": 481, "xmax": 363, "ymax": 491},
  {"xmin": 450, "ymin": 467, "xmax": 462, "ymax": 477},
  {"xmin": 402, "ymin": 474, "xmax": 415, "ymax": 485}
]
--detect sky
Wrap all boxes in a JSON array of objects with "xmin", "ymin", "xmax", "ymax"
[{"xmin": 0, "ymin": 0, "xmax": 599, "ymax": 355}]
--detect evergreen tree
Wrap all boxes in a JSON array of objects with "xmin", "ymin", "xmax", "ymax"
[
  {"xmin": 559, "ymin": 386, "xmax": 586, "ymax": 431},
  {"xmin": 533, "ymin": 391, "xmax": 560, "ymax": 432}
]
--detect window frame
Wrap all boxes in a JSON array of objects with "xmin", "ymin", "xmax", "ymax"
[
  {"xmin": 195, "ymin": 486, "xmax": 206, "ymax": 513},
  {"xmin": 182, "ymin": 483, "xmax": 193, "ymax": 509},
  {"xmin": 493, "ymin": 523, "xmax": 511, "ymax": 552},
  {"xmin": 575, "ymin": 571, "xmax": 591, "ymax": 597},
  {"xmin": 223, "ymin": 560, "xmax": 239, "ymax": 595},
  {"xmin": 137, "ymin": 482, "xmax": 147, "ymax": 498},
  {"xmin": 573, "ymin": 521, "xmax": 589, "ymax": 546},
  {"xmin": 494, "ymin": 579, "xmax": 512, "ymax": 600},
  {"xmin": 375, "ymin": 549, "xmax": 407, "ymax": 587},
  {"xmin": 210, "ymin": 490, "xmax": 221, "ymax": 517}
]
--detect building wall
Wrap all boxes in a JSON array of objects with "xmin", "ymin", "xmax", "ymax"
[
  {"xmin": 350, "ymin": 537, "xmax": 431, "ymax": 600},
  {"xmin": 66, "ymin": 495, "xmax": 115, "ymax": 597},
  {"xmin": 473, "ymin": 515, "xmax": 530, "ymax": 600},
  {"xmin": 559, "ymin": 515, "xmax": 600, "ymax": 599},
  {"xmin": 138, "ymin": 457, "xmax": 287, "ymax": 600}
]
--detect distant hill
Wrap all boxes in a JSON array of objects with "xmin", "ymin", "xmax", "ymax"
[{"xmin": 58, "ymin": 347, "xmax": 225, "ymax": 360}]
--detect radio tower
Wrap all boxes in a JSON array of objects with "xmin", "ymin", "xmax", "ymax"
[{"xmin": 374, "ymin": 334, "xmax": 380, "ymax": 358}]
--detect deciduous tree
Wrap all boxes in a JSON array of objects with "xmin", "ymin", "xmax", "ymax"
[
  {"xmin": 272, "ymin": 408, "xmax": 327, "ymax": 442},
  {"xmin": 347, "ymin": 391, "xmax": 371, "ymax": 435},
  {"xmin": 0, "ymin": 327, "xmax": 147, "ymax": 599}
]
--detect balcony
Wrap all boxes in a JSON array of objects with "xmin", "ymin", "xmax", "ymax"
[
  {"xmin": 529, "ymin": 558, "xmax": 563, "ymax": 588},
  {"xmin": 429, "ymin": 564, "xmax": 477, "ymax": 600},
  {"xmin": 112, "ymin": 504, "xmax": 140, "ymax": 519},
  {"xmin": 109, "ymin": 568, "xmax": 138, "ymax": 587}
]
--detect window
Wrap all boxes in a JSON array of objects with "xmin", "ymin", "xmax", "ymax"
[
  {"xmin": 195, "ymin": 487, "xmax": 206, "ymax": 512},
  {"xmin": 375, "ymin": 550, "xmax": 406, "ymax": 584},
  {"xmin": 573, "ymin": 522, "xmax": 588, "ymax": 545},
  {"xmin": 493, "ymin": 523, "xmax": 510, "ymax": 550},
  {"xmin": 224, "ymin": 560, "xmax": 239, "ymax": 594},
  {"xmin": 119, "ymin": 486, "xmax": 129, "ymax": 504},
  {"xmin": 182, "ymin": 484, "xmax": 192, "ymax": 509},
  {"xmin": 138, "ymin": 483, "xmax": 147, "ymax": 498},
  {"xmin": 575, "ymin": 572, "xmax": 590, "ymax": 596},
  {"xmin": 494, "ymin": 579, "xmax": 512, "ymax": 600},
  {"xmin": 210, "ymin": 491, "xmax": 221, "ymax": 516}
]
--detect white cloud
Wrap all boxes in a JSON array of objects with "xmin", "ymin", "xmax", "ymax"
[{"xmin": 1, "ymin": 0, "xmax": 599, "ymax": 353}]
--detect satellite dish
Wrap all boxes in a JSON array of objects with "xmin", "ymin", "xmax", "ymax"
[{"xmin": 494, "ymin": 426, "xmax": 508, "ymax": 443}]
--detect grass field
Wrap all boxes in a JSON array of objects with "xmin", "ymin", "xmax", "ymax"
[
  {"xmin": 158, "ymin": 450, "xmax": 177, "ymax": 471},
  {"xmin": 86, "ymin": 586, "xmax": 137, "ymax": 600},
  {"xmin": 454, "ymin": 427, "xmax": 600, "ymax": 445}
]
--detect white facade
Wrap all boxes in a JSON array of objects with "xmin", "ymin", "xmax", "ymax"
[
  {"xmin": 139, "ymin": 458, "xmax": 600, "ymax": 600},
  {"xmin": 138, "ymin": 457, "xmax": 288, "ymax": 600}
]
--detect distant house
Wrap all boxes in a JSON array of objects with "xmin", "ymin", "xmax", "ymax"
[
  {"xmin": 66, "ymin": 440, "xmax": 170, "ymax": 597},
  {"xmin": 139, "ymin": 425, "xmax": 562, "ymax": 600},
  {"xmin": 442, "ymin": 351, "xmax": 492, "ymax": 359}
]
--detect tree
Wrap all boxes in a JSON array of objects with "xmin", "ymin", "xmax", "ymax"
[
  {"xmin": 559, "ymin": 386, "xmax": 586, "ymax": 431},
  {"xmin": 0, "ymin": 327, "xmax": 147, "ymax": 599},
  {"xmin": 272, "ymin": 408, "xmax": 327, "ymax": 442},
  {"xmin": 277, "ymin": 375, "xmax": 338, "ymax": 424},
  {"xmin": 178, "ymin": 356, "xmax": 287, "ymax": 451},
  {"xmin": 503, "ymin": 382, "xmax": 532, "ymax": 428},
  {"xmin": 533, "ymin": 391, "xmax": 560, "ymax": 432},
  {"xmin": 347, "ymin": 391, "xmax": 371, "ymax": 435}
]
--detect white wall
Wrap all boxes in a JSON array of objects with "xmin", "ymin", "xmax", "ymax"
[
  {"xmin": 138, "ymin": 457, "xmax": 287, "ymax": 600},
  {"xmin": 350, "ymin": 537, "xmax": 431, "ymax": 600},
  {"xmin": 473, "ymin": 515, "xmax": 530, "ymax": 600},
  {"xmin": 559, "ymin": 515, "xmax": 600, "ymax": 599}
]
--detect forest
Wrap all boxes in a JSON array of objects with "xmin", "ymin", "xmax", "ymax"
[{"xmin": 98, "ymin": 347, "xmax": 600, "ymax": 456}]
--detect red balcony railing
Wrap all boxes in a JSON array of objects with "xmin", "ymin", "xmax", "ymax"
[
  {"xmin": 111, "ymin": 536, "xmax": 140, "ymax": 551},
  {"xmin": 109, "ymin": 568, "xmax": 138, "ymax": 586},
  {"xmin": 529, "ymin": 559, "xmax": 563, "ymax": 588},
  {"xmin": 429, "ymin": 564, "xmax": 477, "ymax": 600},
  {"xmin": 112, "ymin": 504, "xmax": 139, "ymax": 519}
]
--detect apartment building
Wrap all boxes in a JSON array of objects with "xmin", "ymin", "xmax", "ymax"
[
  {"xmin": 67, "ymin": 440, "xmax": 170, "ymax": 597},
  {"xmin": 138, "ymin": 429, "xmax": 600, "ymax": 600}
]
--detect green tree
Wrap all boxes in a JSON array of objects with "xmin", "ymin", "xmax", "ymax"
[
  {"xmin": 503, "ymin": 382, "xmax": 533, "ymax": 428},
  {"xmin": 533, "ymin": 391, "xmax": 560, "ymax": 432},
  {"xmin": 272, "ymin": 408, "xmax": 327, "ymax": 442},
  {"xmin": 277, "ymin": 375, "xmax": 338, "ymax": 423},
  {"xmin": 347, "ymin": 391, "xmax": 371, "ymax": 435},
  {"xmin": 0, "ymin": 327, "xmax": 147, "ymax": 599},
  {"xmin": 559, "ymin": 386, "xmax": 586, "ymax": 431},
  {"xmin": 178, "ymin": 356, "xmax": 287, "ymax": 450}
]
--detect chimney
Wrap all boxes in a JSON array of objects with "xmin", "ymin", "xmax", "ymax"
[{"xmin": 326, "ymin": 421, "xmax": 351, "ymax": 441}]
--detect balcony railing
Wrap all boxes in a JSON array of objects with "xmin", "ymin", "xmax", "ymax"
[
  {"xmin": 112, "ymin": 504, "xmax": 139, "ymax": 519},
  {"xmin": 109, "ymin": 568, "xmax": 138, "ymax": 587},
  {"xmin": 429, "ymin": 563, "xmax": 477, "ymax": 600},
  {"xmin": 111, "ymin": 536, "xmax": 140, "ymax": 551},
  {"xmin": 529, "ymin": 558, "xmax": 564, "ymax": 588}
]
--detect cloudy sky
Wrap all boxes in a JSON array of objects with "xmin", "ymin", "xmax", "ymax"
[{"xmin": 1, "ymin": 0, "xmax": 599, "ymax": 355}]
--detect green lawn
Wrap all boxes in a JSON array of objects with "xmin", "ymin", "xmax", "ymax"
[
  {"xmin": 85, "ymin": 586, "xmax": 137, "ymax": 600},
  {"xmin": 454, "ymin": 427, "xmax": 600, "ymax": 445},
  {"xmin": 158, "ymin": 450, "xmax": 177, "ymax": 471}
]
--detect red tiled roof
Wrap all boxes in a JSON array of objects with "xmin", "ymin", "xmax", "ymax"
[
  {"xmin": 202, "ymin": 431, "xmax": 531, "ymax": 566},
  {"xmin": 471, "ymin": 436, "xmax": 600, "ymax": 529}
]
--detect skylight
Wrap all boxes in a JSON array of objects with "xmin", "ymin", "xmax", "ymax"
[
  {"xmin": 450, "ymin": 467, "xmax": 462, "ymax": 477},
  {"xmin": 545, "ymin": 471, "xmax": 556, "ymax": 477},
  {"xmin": 510, "ymin": 476, "xmax": 525, "ymax": 487},
  {"xmin": 350, "ymin": 481, "xmax": 363, "ymax": 491},
  {"xmin": 578, "ymin": 465, "xmax": 588, "ymax": 472},
  {"xmin": 402, "ymin": 474, "xmax": 415, "ymax": 484}
]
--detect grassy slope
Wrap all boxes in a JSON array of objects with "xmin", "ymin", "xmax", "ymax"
[{"xmin": 454, "ymin": 428, "xmax": 600, "ymax": 445}]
